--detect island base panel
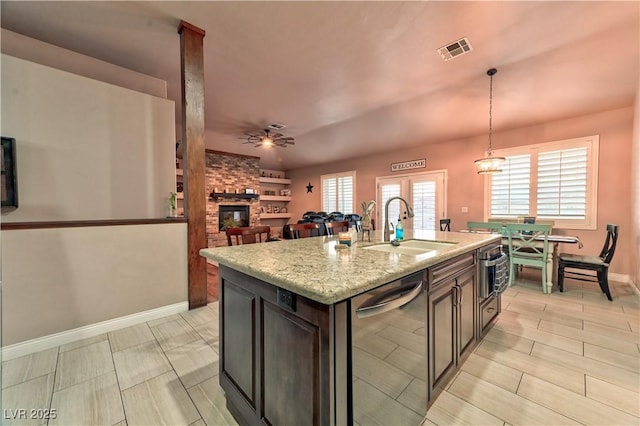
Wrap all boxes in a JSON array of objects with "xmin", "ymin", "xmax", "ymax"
[{"xmin": 219, "ymin": 265, "xmax": 331, "ymax": 425}]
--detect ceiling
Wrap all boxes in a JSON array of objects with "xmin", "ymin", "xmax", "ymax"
[{"xmin": 1, "ymin": 1, "xmax": 638, "ymax": 170}]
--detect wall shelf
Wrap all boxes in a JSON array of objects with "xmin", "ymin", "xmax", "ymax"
[
  {"xmin": 210, "ymin": 192, "xmax": 259, "ymax": 200},
  {"xmin": 259, "ymin": 176, "xmax": 292, "ymax": 185},
  {"xmin": 260, "ymin": 213, "xmax": 292, "ymax": 220},
  {"xmin": 260, "ymin": 195, "xmax": 292, "ymax": 202}
]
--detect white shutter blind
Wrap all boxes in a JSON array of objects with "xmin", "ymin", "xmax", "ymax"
[
  {"xmin": 490, "ymin": 154, "xmax": 531, "ymax": 217},
  {"xmin": 322, "ymin": 177, "xmax": 337, "ymax": 213},
  {"xmin": 380, "ymin": 183, "xmax": 401, "ymax": 230},
  {"xmin": 412, "ymin": 181, "xmax": 436, "ymax": 230},
  {"xmin": 336, "ymin": 176, "xmax": 354, "ymax": 213},
  {"xmin": 322, "ymin": 172, "xmax": 355, "ymax": 213},
  {"xmin": 537, "ymin": 147, "xmax": 587, "ymax": 218}
]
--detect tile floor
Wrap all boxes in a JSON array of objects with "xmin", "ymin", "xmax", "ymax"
[{"xmin": 2, "ymin": 273, "xmax": 639, "ymax": 425}]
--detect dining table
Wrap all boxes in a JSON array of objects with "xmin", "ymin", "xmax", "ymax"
[{"xmin": 459, "ymin": 230, "xmax": 583, "ymax": 292}]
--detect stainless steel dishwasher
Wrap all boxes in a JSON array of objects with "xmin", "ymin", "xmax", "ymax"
[{"xmin": 349, "ymin": 271, "xmax": 427, "ymax": 425}]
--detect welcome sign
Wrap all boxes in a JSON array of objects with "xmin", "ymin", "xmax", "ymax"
[{"xmin": 391, "ymin": 158, "xmax": 426, "ymax": 172}]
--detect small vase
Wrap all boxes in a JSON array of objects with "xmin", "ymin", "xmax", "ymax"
[
  {"xmin": 361, "ymin": 213, "xmax": 372, "ymax": 230},
  {"xmin": 167, "ymin": 205, "xmax": 178, "ymax": 218}
]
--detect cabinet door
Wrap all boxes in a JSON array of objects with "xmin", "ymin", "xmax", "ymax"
[
  {"xmin": 428, "ymin": 281, "xmax": 456, "ymax": 394},
  {"xmin": 262, "ymin": 301, "xmax": 321, "ymax": 425},
  {"xmin": 456, "ymin": 269, "xmax": 476, "ymax": 360},
  {"xmin": 221, "ymin": 280, "xmax": 256, "ymax": 407}
]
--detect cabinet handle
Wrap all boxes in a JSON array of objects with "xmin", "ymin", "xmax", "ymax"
[
  {"xmin": 486, "ymin": 307, "xmax": 495, "ymax": 313},
  {"xmin": 458, "ymin": 285, "xmax": 463, "ymax": 305},
  {"xmin": 356, "ymin": 281, "xmax": 423, "ymax": 319}
]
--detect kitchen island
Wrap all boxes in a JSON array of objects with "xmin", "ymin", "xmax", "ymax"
[{"xmin": 200, "ymin": 229, "xmax": 502, "ymax": 425}]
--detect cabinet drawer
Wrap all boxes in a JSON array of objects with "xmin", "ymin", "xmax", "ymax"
[
  {"xmin": 429, "ymin": 252, "xmax": 475, "ymax": 289},
  {"xmin": 480, "ymin": 296, "xmax": 499, "ymax": 335}
]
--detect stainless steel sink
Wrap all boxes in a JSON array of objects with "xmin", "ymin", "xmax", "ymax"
[{"xmin": 363, "ymin": 239, "xmax": 457, "ymax": 255}]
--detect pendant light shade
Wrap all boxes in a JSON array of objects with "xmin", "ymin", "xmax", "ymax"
[{"xmin": 474, "ymin": 68, "xmax": 505, "ymax": 174}]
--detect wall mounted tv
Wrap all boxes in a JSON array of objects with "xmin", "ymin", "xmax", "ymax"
[{"xmin": 1, "ymin": 136, "xmax": 18, "ymax": 211}]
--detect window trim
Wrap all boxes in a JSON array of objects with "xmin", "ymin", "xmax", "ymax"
[
  {"xmin": 321, "ymin": 170, "xmax": 356, "ymax": 214},
  {"xmin": 483, "ymin": 135, "xmax": 599, "ymax": 230}
]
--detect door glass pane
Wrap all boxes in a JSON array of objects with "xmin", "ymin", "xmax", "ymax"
[
  {"xmin": 412, "ymin": 180, "xmax": 437, "ymax": 231},
  {"xmin": 380, "ymin": 183, "xmax": 401, "ymax": 231}
]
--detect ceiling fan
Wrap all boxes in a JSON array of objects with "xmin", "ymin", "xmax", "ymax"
[{"xmin": 240, "ymin": 128, "xmax": 295, "ymax": 148}]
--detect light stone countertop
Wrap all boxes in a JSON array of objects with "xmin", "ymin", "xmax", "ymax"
[{"xmin": 199, "ymin": 229, "xmax": 501, "ymax": 305}]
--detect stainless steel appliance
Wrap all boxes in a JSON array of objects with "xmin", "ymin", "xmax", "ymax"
[
  {"xmin": 477, "ymin": 244, "xmax": 509, "ymax": 337},
  {"xmin": 478, "ymin": 244, "xmax": 509, "ymax": 299},
  {"xmin": 349, "ymin": 271, "xmax": 427, "ymax": 425}
]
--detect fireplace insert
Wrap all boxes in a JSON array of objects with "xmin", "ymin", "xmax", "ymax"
[{"xmin": 219, "ymin": 205, "xmax": 249, "ymax": 231}]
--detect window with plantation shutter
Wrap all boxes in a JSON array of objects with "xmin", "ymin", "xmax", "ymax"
[
  {"xmin": 485, "ymin": 135, "xmax": 598, "ymax": 229},
  {"xmin": 490, "ymin": 154, "xmax": 531, "ymax": 217},
  {"xmin": 537, "ymin": 147, "xmax": 588, "ymax": 218},
  {"xmin": 321, "ymin": 171, "xmax": 355, "ymax": 214}
]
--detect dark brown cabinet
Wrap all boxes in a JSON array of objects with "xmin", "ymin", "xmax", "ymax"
[
  {"xmin": 427, "ymin": 253, "xmax": 476, "ymax": 399},
  {"xmin": 219, "ymin": 266, "xmax": 331, "ymax": 425},
  {"xmin": 215, "ymin": 245, "xmax": 494, "ymax": 424}
]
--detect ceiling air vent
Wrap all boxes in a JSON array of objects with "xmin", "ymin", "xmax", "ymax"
[
  {"xmin": 267, "ymin": 123, "xmax": 286, "ymax": 130},
  {"xmin": 437, "ymin": 37, "xmax": 473, "ymax": 61}
]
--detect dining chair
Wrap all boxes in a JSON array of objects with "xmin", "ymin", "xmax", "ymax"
[
  {"xmin": 505, "ymin": 223, "xmax": 552, "ymax": 293},
  {"xmin": 557, "ymin": 224, "xmax": 618, "ymax": 301},
  {"xmin": 325, "ymin": 220, "xmax": 349, "ymax": 236},
  {"xmin": 288, "ymin": 222, "xmax": 319, "ymax": 239},
  {"xmin": 439, "ymin": 218, "xmax": 451, "ymax": 232},
  {"xmin": 466, "ymin": 221, "xmax": 504, "ymax": 233},
  {"xmin": 226, "ymin": 226, "xmax": 271, "ymax": 246}
]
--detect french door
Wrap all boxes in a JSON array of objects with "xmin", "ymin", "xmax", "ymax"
[{"xmin": 377, "ymin": 170, "xmax": 447, "ymax": 232}]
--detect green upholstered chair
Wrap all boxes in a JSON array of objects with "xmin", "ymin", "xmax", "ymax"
[{"xmin": 505, "ymin": 223, "xmax": 552, "ymax": 293}]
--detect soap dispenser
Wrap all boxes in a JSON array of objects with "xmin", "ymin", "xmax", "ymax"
[{"xmin": 395, "ymin": 217, "xmax": 404, "ymax": 241}]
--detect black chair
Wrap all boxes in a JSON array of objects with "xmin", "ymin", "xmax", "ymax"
[
  {"xmin": 439, "ymin": 219, "xmax": 451, "ymax": 232},
  {"xmin": 557, "ymin": 224, "xmax": 618, "ymax": 301}
]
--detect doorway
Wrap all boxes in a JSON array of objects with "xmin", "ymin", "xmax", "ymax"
[{"xmin": 376, "ymin": 170, "xmax": 447, "ymax": 232}]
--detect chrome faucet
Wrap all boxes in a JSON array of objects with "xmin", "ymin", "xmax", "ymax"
[{"xmin": 383, "ymin": 196, "xmax": 415, "ymax": 242}]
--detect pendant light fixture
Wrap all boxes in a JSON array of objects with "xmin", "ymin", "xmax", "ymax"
[{"xmin": 474, "ymin": 68, "xmax": 505, "ymax": 174}]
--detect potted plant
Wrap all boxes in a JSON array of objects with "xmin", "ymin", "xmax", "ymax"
[{"xmin": 168, "ymin": 192, "xmax": 178, "ymax": 217}]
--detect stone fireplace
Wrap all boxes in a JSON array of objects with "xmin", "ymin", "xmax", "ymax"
[
  {"xmin": 219, "ymin": 205, "xmax": 250, "ymax": 231},
  {"xmin": 205, "ymin": 150, "xmax": 261, "ymax": 247}
]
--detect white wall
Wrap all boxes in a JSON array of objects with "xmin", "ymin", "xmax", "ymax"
[
  {"xmin": 1, "ymin": 223, "xmax": 188, "ymax": 346},
  {"xmin": 1, "ymin": 45, "xmax": 188, "ymax": 349},
  {"xmin": 1, "ymin": 54, "xmax": 176, "ymax": 221}
]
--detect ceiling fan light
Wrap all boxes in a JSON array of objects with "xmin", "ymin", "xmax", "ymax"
[{"xmin": 262, "ymin": 137, "xmax": 274, "ymax": 147}]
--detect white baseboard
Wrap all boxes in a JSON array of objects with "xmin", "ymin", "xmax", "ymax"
[
  {"xmin": 1, "ymin": 301, "xmax": 189, "ymax": 361},
  {"xmin": 609, "ymin": 272, "xmax": 632, "ymax": 284}
]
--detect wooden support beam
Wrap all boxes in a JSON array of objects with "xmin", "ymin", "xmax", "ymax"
[{"xmin": 178, "ymin": 20, "xmax": 207, "ymax": 309}]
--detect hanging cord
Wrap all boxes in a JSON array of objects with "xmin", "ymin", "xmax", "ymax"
[{"xmin": 487, "ymin": 68, "xmax": 496, "ymax": 154}]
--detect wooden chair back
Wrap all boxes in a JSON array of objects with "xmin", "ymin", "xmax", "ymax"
[
  {"xmin": 505, "ymin": 223, "xmax": 552, "ymax": 293},
  {"xmin": 324, "ymin": 220, "xmax": 349, "ymax": 236},
  {"xmin": 466, "ymin": 221, "xmax": 504, "ymax": 233},
  {"xmin": 439, "ymin": 218, "xmax": 451, "ymax": 232},
  {"xmin": 226, "ymin": 226, "xmax": 271, "ymax": 246},
  {"xmin": 288, "ymin": 223, "xmax": 319, "ymax": 239}
]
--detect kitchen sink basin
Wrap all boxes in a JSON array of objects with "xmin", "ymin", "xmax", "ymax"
[{"xmin": 363, "ymin": 239, "xmax": 458, "ymax": 255}]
